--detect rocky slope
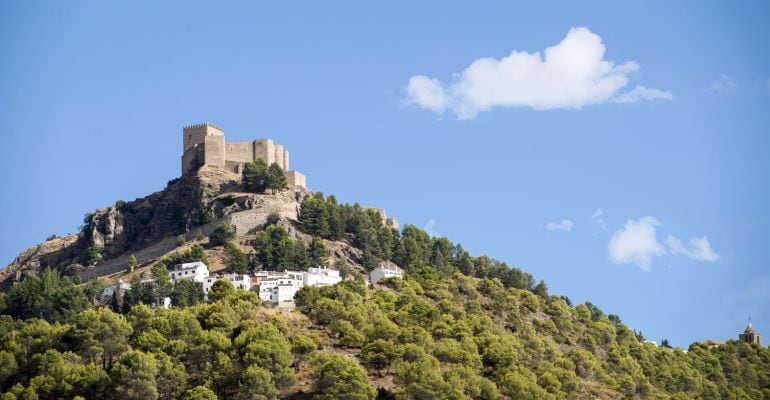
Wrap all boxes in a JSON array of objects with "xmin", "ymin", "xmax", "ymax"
[{"xmin": 1, "ymin": 165, "xmax": 309, "ymax": 288}]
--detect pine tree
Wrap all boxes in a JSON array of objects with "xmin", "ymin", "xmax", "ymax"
[
  {"xmin": 267, "ymin": 163, "xmax": 287, "ymax": 194},
  {"xmin": 309, "ymin": 236, "xmax": 329, "ymax": 267},
  {"xmin": 243, "ymin": 159, "xmax": 268, "ymax": 193}
]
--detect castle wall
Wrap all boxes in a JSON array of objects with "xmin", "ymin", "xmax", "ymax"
[
  {"xmin": 274, "ymin": 144, "xmax": 285, "ymax": 170},
  {"xmin": 225, "ymin": 161, "xmax": 246, "ymax": 174},
  {"xmin": 254, "ymin": 139, "xmax": 276, "ymax": 166},
  {"xmin": 78, "ymin": 198, "xmax": 300, "ymax": 281},
  {"xmin": 225, "ymin": 142, "xmax": 255, "ymax": 163},
  {"xmin": 184, "ymin": 124, "xmax": 223, "ymax": 152},
  {"xmin": 203, "ymin": 135, "xmax": 226, "ymax": 167},
  {"xmin": 181, "ymin": 124, "xmax": 306, "ymax": 189},
  {"xmin": 284, "ymin": 171, "xmax": 306, "ymax": 189},
  {"xmin": 181, "ymin": 146, "xmax": 199, "ymax": 175}
]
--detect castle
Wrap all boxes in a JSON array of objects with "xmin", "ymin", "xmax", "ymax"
[{"xmin": 181, "ymin": 123, "xmax": 307, "ymax": 189}]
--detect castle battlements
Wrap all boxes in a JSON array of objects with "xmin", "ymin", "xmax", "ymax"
[{"xmin": 181, "ymin": 123, "xmax": 307, "ymax": 190}]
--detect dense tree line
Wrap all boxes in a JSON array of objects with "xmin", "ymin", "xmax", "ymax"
[
  {"xmin": 250, "ymin": 224, "xmax": 328, "ymax": 272},
  {"xmin": 2, "ymin": 192, "xmax": 769, "ymax": 399},
  {"xmin": 298, "ymin": 193, "xmax": 536, "ymax": 290},
  {"xmin": 0, "ymin": 270, "xmax": 374, "ymax": 400},
  {"xmin": 1, "ymin": 260, "xmax": 769, "ymax": 399},
  {"xmin": 294, "ymin": 267, "xmax": 770, "ymax": 399}
]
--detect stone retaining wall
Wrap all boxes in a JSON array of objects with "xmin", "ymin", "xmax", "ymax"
[{"xmin": 77, "ymin": 202, "xmax": 298, "ymax": 281}]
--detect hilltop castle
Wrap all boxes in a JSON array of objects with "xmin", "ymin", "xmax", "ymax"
[{"xmin": 181, "ymin": 123, "xmax": 307, "ymax": 189}]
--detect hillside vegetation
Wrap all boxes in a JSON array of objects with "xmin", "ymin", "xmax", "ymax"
[{"xmin": 0, "ymin": 184, "xmax": 768, "ymax": 399}]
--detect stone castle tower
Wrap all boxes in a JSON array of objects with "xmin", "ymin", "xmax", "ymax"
[{"xmin": 181, "ymin": 123, "xmax": 306, "ymax": 189}]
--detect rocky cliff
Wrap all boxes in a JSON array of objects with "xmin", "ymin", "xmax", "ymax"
[{"xmin": 1, "ymin": 165, "xmax": 308, "ymax": 288}]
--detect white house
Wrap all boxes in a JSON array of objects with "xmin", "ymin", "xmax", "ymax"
[
  {"xmin": 303, "ymin": 266, "xmax": 342, "ymax": 287},
  {"xmin": 101, "ymin": 279, "xmax": 132, "ymax": 299},
  {"xmin": 255, "ymin": 270, "xmax": 304, "ymax": 307},
  {"xmin": 203, "ymin": 273, "xmax": 251, "ymax": 295},
  {"xmin": 370, "ymin": 264, "xmax": 404, "ymax": 285},
  {"xmin": 170, "ymin": 261, "xmax": 209, "ymax": 283},
  {"xmin": 254, "ymin": 267, "xmax": 345, "ymax": 308}
]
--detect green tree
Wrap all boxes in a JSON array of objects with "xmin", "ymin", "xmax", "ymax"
[
  {"xmin": 155, "ymin": 353, "xmax": 187, "ymax": 400},
  {"xmin": 243, "ymin": 159, "xmax": 269, "ymax": 193},
  {"xmin": 110, "ymin": 351, "xmax": 159, "ymax": 400},
  {"xmin": 2, "ymin": 267, "xmax": 90, "ymax": 322},
  {"xmin": 68, "ymin": 308, "xmax": 133, "ymax": 370},
  {"xmin": 151, "ymin": 264, "xmax": 173, "ymax": 306},
  {"xmin": 235, "ymin": 322, "xmax": 296, "ymax": 389},
  {"xmin": 209, "ymin": 223, "xmax": 236, "ymax": 246},
  {"xmin": 309, "ymin": 236, "xmax": 329, "ymax": 267},
  {"xmin": 0, "ymin": 350, "xmax": 18, "ymax": 384},
  {"xmin": 224, "ymin": 241, "xmax": 249, "ymax": 274},
  {"xmin": 86, "ymin": 246, "xmax": 105, "ymax": 265},
  {"xmin": 182, "ymin": 386, "xmax": 218, "ymax": 400},
  {"xmin": 267, "ymin": 163, "xmax": 287, "ymax": 194},
  {"xmin": 252, "ymin": 225, "xmax": 299, "ymax": 271},
  {"xmin": 361, "ymin": 339, "xmax": 400, "ymax": 376},
  {"xmin": 170, "ymin": 280, "xmax": 205, "ymax": 307},
  {"xmin": 127, "ymin": 255, "xmax": 138, "ymax": 272},
  {"xmin": 394, "ymin": 357, "xmax": 451, "ymax": 400},
  {"xmin": 290, "ymin": 334, "xmax": 318, "ymax": 371},
  {"xmin": 310, "ymin": 353, "xmax": 375, "ymax": 400},
  {"xmin": 299, "ymin": 196, "xmax": 330, "ymax": 237},
  {"xmin": 334, "ymin": 259, "xmax": 351, "ymax": 279},
  {"xmin": 207, "ymin": 279, "xmax": 235, "ymax": 302},
  {"xmin": 533, "ymin": 280, "xmax": 549, "ymax": 298},
  {"xmin": 235, "ymin": 365, "xmax": 279, "ymax": 400}
]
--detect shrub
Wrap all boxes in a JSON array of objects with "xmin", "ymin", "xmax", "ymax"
[{"xmin": 209, "ymin": 223, "xmax": 236, "ymax": 246}]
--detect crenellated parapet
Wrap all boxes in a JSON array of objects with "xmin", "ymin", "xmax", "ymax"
[{"xmin": 182, "ymin": 123, "xmax": 306, "ymax": 189}]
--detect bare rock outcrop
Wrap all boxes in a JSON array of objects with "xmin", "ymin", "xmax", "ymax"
[{"xmin": 1, "ymin": 165, "xmax": 309, "ymax": 287}]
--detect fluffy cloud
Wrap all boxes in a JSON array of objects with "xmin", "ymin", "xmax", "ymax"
[
  {"xmin": 666, "ymin": 235, "xmax": 719, "ymax": 262},
  {"xmin": 608, "ymin": 217, "xmax": 720, "ymax": 271},
  {"xmin": 406, "ymin": 76, "xmax": 448, "ymax": 113},
  {"xmin": 607, "ymin": 217, "xmax": 666, "ymax": 271},
  {"xmin": 546, "ymin": 219, "xmax": 573, "ymax": 232},
  {"xmin": 405, "ymin": 26, "xmax": 671, "ymax": 119},
  {"xmin": 592, "ymin": 208, "xmax": 607, "ymax": 230},
  {"xmin": 611, "ymin": 85, "xmax": 673, "ymax": 103}
]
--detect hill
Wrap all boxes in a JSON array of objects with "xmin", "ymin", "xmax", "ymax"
[{"xmin": 0, "ymin": 161, "xmax": 768, "ymax": 399}]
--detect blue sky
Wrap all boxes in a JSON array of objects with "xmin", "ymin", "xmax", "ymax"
[{"xmin": 1, "ymin": 1, "xmax": 768, "ymax": 347}]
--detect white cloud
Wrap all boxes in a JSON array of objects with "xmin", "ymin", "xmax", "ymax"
[
  {"xmin": 688, "ymin": 236, "xmax": 719, "ymax": 262},
  {"xmin": 592, "ymin": 208, "xmax": 607, "ymax": 230},
  {"xmin": 664, "ymin": 235, "xmax": 687, "ymax": 256},
  {"xmin": 665, "ymin": 234, "xmax": 719, "ymax": 262},
  {"xmin": 704, "ymin": 74, "xmax": 737, "ymax": 95},
  {"xmin": 608, "ymin": 216, "xmax": 666, "ymax": 271},
  {"xmin": 546, "ymin": 219, "xmax": 573, "ymax": 232},
  {"xmin": 612, "ymin": 85, "xmax": 673, "ymax": 103},
  {"xmin": 405, "ymin": 26, "xmax": 670, "ymax": 119},
  {"xmin": 405, "ymin": 76, "xmax": 448, "ymax": 113}
]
